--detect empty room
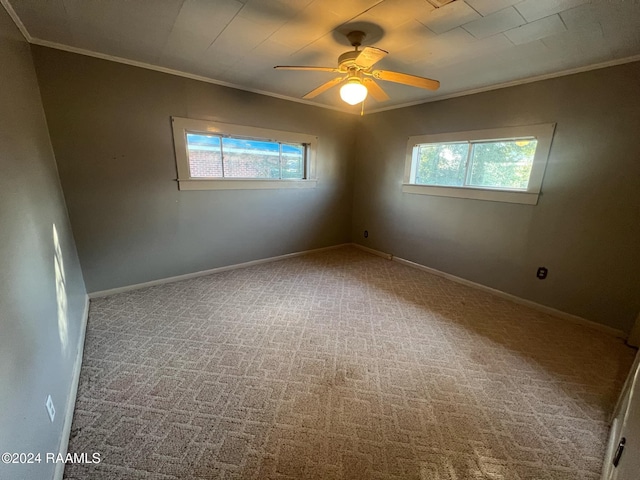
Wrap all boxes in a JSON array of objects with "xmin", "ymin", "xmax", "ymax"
[{"xmin": 2, "ymin": 0, "xmax": 640, "ymax": 479}]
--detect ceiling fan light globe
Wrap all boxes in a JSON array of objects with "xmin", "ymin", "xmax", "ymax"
[{"xmin": 340, "ymin": 81, "xmax": 368, "ymax": 105}]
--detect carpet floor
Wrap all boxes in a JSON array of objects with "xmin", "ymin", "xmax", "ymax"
[{"xmin": 64, "ymin": 247, "xmax": 635, "ymax": 480}]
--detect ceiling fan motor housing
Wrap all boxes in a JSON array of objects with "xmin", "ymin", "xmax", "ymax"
[{"xmin": 338, "ymin": 51, "xmax": 363, "ymax": 70}]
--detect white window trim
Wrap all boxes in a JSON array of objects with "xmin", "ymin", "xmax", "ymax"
[
  {"xmin": 172, "ymin": 116, "xmax": 318, "ymax": 191},
  {"xmin": 402, "ymin": 123, "xmax": 556, "ymax": 205}
]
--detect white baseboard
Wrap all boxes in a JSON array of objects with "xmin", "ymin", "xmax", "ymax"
[
  {"xmin": 351, "ymin": 243, "xmax": 393, "ymax": 260},
  {"xmin": 352, "ymin": 243, "xmax": 626, "ymax": 339},
  {"xmin": 53, "ymin": 294, "xmax": 90, "ymax": 480},
  {"xmin": 89, "ymin": 241, "xmax": 626, "ymax": 337},
  {"xmin": 88, "ymin": 243, "xmax": 350, "ymax": 298}
]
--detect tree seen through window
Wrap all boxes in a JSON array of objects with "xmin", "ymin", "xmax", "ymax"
[{"xmin": 414, "ymin": 138, "xmax": 537, "ymax": 190}]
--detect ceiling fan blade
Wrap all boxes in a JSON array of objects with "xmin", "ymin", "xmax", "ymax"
[
  {"xmin": 355, "ymin": 46, "xmax": 388, "ymax": 69},
  {"xmin": 372, "ymin": 69, "xmax": 440, "ymax": 90},
  {"xmin": 363, "ymin": 78, "xmax": 390, "ymax": 102},
  {"xmin": 274, "ymin": 66, "xmax": 339, "ymax": 73},
  {"xmin": 302, "ymin": 77, "xmax": 345, "ymax": 99}
]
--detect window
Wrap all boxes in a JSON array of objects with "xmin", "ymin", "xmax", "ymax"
[
  {"xmin": 403, "ymin": 124, "xmax": 555, "ymax": 204},
  {"xmin": 172, "ymin": 117, "xmax": 317, "ymax": 190}
]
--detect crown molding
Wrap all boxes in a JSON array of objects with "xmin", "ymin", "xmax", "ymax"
[{"xmin": 1, "ymin": 0, "xmax": 32, "ymax": 42}]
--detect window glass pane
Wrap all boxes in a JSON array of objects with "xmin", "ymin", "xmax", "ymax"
[
  {"xmin": 281, "ymin": 143, "xmax": 305, "ymax": 179},
  {"xmin": 222, "ymin": 137, "xmax": 280, "ymax": 179},
  {"xmin": 468, "ymin": 139, "xmax": 537, "ymax": 190},
  {"xmin": 415, "ymin": 142, "xmax": 468, "ymax": 186},
  {"xmin": 186, "ymin": 133, "xmax": 222, "ymax": 178}
]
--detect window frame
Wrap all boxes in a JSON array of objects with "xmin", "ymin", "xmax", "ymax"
[
  {"xmin": 403, "ymin": 123, "xmax": 556, "ymax": 205},
  {"xmin": 172, "ymin": 116, "xmax": 318, "ymax": 191}
]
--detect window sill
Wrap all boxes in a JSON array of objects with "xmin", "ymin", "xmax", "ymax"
[
  {"xmin": 402, "ymin": 184, "xmax": 540, "ymax": 205},
  {"xmin": 178, "ymin": 179, "xmax": 318, "ymax": 191}
]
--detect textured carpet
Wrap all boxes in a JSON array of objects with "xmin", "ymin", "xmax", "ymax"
[{"xmin": 64, "ymin": 247, "xmax": 635, "ymax": 480}]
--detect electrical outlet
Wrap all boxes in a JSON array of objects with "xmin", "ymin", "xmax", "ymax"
[
  {"xmin": 46, "ymin": 395, "xmax": 55, "ymax": 422},
  {"xmin": 364, "ymin": 230, "xmax": 369, "ymax": 238},
  {"xmin": 536, "ymin": 267, "xmax": 548, "ymax": 280}
]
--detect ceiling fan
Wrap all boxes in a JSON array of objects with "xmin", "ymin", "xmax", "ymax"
[{"xmin": 274, "ymin": 31, "xmax": 440, "ymax": 106}]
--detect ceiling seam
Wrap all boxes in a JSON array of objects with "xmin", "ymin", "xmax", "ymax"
[
  {"xmin": 155, "ymin": 0, "xmax": 188, "ymax": 64},
  {"xmin": 464, "ymin": 0, "xmax": 483, "ymax": 17},
  {"xmin": 59, "ymin": 0, "xmax": 81, "ymax": 51},
  {"xmin": 204, "ymin": 2, "xmax": 244, "ymax": 51},
  {"xmin": 557, "ymin": 11, "xmax": 569, "ymax": 31}
]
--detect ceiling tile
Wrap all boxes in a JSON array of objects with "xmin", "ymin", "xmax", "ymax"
[
  {"xmin": 9, "ymin": 0, "xmax": 75, "ymax": 44},
  {"xmin": 419, "ymin": 31, "xmax": 514, "ymax": 68},
  {"xmin": 559, "ymin": 3, "xmax": 640, "ymax": 59},
  {"xmin": 463, "ymin": 7, "xmax": 526, "ymax": 39},
  {"xmin": 367, "ymin": 19, "xmax": 436, "ymax": 56},
  {"xmin": 321, "ymin": 0, "xmax": 384, "ymax": 18},
  {"xmin": 542, "ymin": 22, "xmax": 604, "ymax": 50},
  {"xmin": 492, "ymin": 39, "xmax": 551, "ymax": 72},
  {"xmin": 269, "ymin": 0, "xmax": 314, "ymax": 9},
  {"xmin": 505, "ymin": 14, "xmax": 566, "ymax": 45},
  {"xmin": 62, "ymin": 0, "xmax": 184, "ymax": 63},
  {"xmin": 350, "ymin": 0, "xmax": 435, "ymax": 31},
  {"xmin": 237, "ymin": 0, "xmax": 308, "ymax": 25},
  {"xmin": 541, "ymin": 23, "xmax": 611, "ymax": 65},
  {"xmin": 427, "ymin": 0, "xmax": 455, "ymax": 7},
  {"xmin": 559, "ymin": 4, "xmax": 600, "ymax": 30},
  {"xmin": 424, "ymin": 40, "xmax": 547, "ymax": 93},
  {"xmin": 417, "ymin": 1, "xmax": 482, "ymax": 34},
  {"xmin": 463, "ymin": 32, "xmax": 514, "ymax": 60},
  {"xmin": 464, "ymin": 0, "xmax": 524, "ymax": 17},
  {"xmin": 396, "ymin": 26, "xmax": 475, "ymax": 64},
  {"xmin": 515, "ymin": 0, "xmax": 589, "ymax": 23},
  {"xmin": 268, "ymin": 2, "xmax": 341, "ymax": 48},
  {"xmin": 599, "ymin": 19, "xmax": 640, "ymax": 57},
  {"xmin": 160, "ymin": 0, "xmax": 243, "ymax": 66},
  {"xmin": 562, "ymin": 0, "xmax": 640, "ymax": 49},
  {"xmin": 250, "ymin": 38, "xmax": 300, "ymax": 59},
  {"xmin": 208, "ymin": 15, "xmax": 281, "ymax": 57},
  {"xmin": 286, "ymin": 33, "xmax": 344, "ymax": 67},
  {"xmin": 560, "ymin": 2, "xmax": 638, "ymax": 30}
]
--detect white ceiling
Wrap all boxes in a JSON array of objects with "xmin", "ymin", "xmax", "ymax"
[{"xmin": 5, "ymin": 0, "xmax": 640, "ymax": 113}]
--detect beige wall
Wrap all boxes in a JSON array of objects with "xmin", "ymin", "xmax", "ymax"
[
  {"xmin": 0, "ymin": 7, "xmax": 87, "ymax": 480},
  {"xmin": 352, "ymin": 62, "xmax": 640, "ymax": 333},
  {"xmin": 32, "ymin": 46, "xmax": 357, "ymax": 293}
]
